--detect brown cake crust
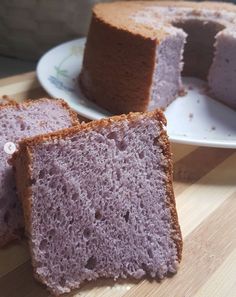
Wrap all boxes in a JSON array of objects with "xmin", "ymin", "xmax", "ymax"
[
  {"xmin": 0, "ymin": 98, "xmax": 78, "ymax": 247},
  {"xmin": 0, "ymin": 95, "xmax": 15, "ymax": 105},
  {"xmin": 12, "ymin": 109, "xmax": 182, "ymax": 294},
  {"xmin": 80, "ymin": 1, "xmax": 236, "ymax": 115},
  {"xmin": 94, "ymin": 1, "xmax": 236, "ymax": 27},
  {"xmin": 79, "ymin": 13, "xmax": 158, "ymax": 114}
]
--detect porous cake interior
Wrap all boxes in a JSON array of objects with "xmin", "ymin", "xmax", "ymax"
[
  {"xmin": 29, "ymin": 116, "xmax": 180, "ymax": 294},
  {"xmin": 0, "ymin": 101, "xmax": 74, "ymax": 243},
  {"xmin": 150, "ymin": 30, "xmax": 186, "ymax": 110},
  {"xmin": 208, "ymin": 29, "xmax": 236, "ymax": 109}
]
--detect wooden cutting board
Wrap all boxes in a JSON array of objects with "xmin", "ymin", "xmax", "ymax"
[{"xmin": 0, "ymin": 72, "xmax": 236, "ymax": 297}]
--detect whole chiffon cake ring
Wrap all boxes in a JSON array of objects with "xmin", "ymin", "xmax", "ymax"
[{"xmin": 80, "ymin": 1, "xmax": 236, "ymax": 114}]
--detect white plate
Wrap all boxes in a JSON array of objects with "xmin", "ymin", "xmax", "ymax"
[{"xmin": 37, "ymin": 38, "xmax": 236, "ymax": 148}]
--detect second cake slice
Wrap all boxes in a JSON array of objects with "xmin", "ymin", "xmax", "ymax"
[{"xmin": 0, "ymin": 98, "xmax": 78, "ymax": 246}]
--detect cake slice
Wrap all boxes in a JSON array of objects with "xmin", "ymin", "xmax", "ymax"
[
  {"xmin": 12, "ymin": 110, "xmax": 182, "ymax": 295},
  {"xmin": 0, "ymin": 99, "xmax": 78, "ymax": 246}
]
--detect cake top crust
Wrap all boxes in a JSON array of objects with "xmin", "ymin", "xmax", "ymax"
[{"xmin": 93, "ymin": 1, "xmax": 236, "ymax": 40}]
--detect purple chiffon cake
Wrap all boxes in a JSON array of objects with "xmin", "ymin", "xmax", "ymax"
[
  {"xmin": 13, "ymin": 110, "xmax": 182, "ymax": 295},
  {"xmin": 0, "ymin": 99, "xmax": 78, "ymax": 246},
  {"xmin": 80, "ymin": 1, "xmax": 236, "ymax": 114}
]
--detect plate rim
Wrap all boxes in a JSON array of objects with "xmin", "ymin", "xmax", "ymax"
[{"xmin": 36, "ymin": 38, "xmax": 236, "ymax": 149}]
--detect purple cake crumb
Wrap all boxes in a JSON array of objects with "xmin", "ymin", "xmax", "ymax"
[
  {"xmin": 0, "ymin": 99, "xmax": 76, "ymax": 246},
  {"xmin": 14, "ymin": 112, "xmax": 182, "ymax": 295}
]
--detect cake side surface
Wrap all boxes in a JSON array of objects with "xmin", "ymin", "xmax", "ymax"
[
  {"xmin": 12, "ymin": 144, "xmax": 33, "ymax": 243},
  {"xmin": 0, "ymin": 98, "xmax": 78, "ymax": 246},
  {"xmin": 13, "ymin": 110, "xmax": 182, "ymax": 295},
  {"xmin": 79, "ymin": 11, "xmax": 158, "ymax": 114}
]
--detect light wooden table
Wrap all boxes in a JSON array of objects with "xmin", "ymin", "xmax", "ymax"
[{"xmin": 0, "ymin": 72, "xmax": 236, "ymax": 297}]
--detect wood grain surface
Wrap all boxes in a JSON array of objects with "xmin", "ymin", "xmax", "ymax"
[{"xmin": 0, "ymin": 72, "xmax": 235, "ymax": 297}]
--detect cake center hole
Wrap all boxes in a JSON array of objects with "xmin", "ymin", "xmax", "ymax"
[{"xmin": 173, "ymin": 19, "xmax": 225, "ymax": 80}]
